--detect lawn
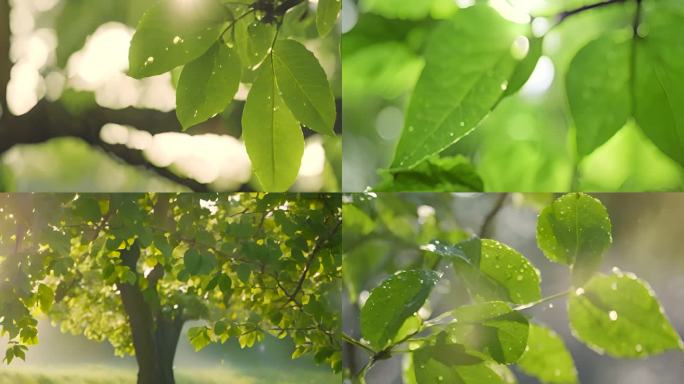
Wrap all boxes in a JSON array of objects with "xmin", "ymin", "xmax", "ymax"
[{"xmin": 0, "ymin": 366, "xmax": 338, "ymax": 384}]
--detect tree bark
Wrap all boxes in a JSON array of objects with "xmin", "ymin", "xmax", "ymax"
[{"xmin": 118, "ymin": 243, "xmax": 184, "ymax": 384}]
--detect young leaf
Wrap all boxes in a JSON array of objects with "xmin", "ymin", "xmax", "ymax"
[
  {"xmin": 176, "ymin": 43, "xmax": 242, "ymax": 129},
  {"xmin": 568, "ymin": 272, "xmax": 683, "ymax": 358},
  {"xmin": 567, "ymin": 33, "xmax": 632, "ymax": 157},
  {"xmin": 242, "ymin": 58, "xmax": 305, "ymax": 191},
  {"xmin": 536, "ymin": 193, "xmax": 612, "ymax": 286},
  {"xmin": 360, "ymin": 270, "xmax": 440, "ymax": 350},
  {"xmin": 447, "ymin": 301, "xmax": 529, "ymax": 364},
  {"xmin": 234, "ymin": 16, "xmax": 276, "ymax": 69},
  {"xmin": 391, "ymin": 4, "xmax": 525, "ymax": 169},
  {"xmin": 517, "ymin": 324, "xmax": 578, "ymax": 384},
  {"xmin": 316, "ymin": 0, "xmax": 341, "ymax": 37},
  {"xmin": 424, "ymin": 237, "xmax": 541, "ymax": 304},
  {"xmin": 128, "ymin": 0, "xmax": 230, "ymax": 78},
  {"xmin": 37, "ymin": 284, "xmax": 55, "ymax": 314},
  {"xmin": 374, "ymin": 155, "xmax": 484, "ymax": 192},
  {"xmin": 633, "ymin": 0, "xmax": 684, "ymax": 167},
  {"xmin": 273, "ymin": 39, "xmax": 336, "ymax": 135}
]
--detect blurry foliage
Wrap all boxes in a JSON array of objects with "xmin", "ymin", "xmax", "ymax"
[
  {"xmin": 343, "ymin": 0, "xmax": 684, "ymax": 192},
  {"xmin": 342, "ymin": 192, "xmax": 683, "ymax": 383},
  {"xmin": 0, "ymin": 194, "xmax": 341, "ymax": 377}
]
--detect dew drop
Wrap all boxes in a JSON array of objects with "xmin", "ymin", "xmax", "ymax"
[
  {"xmin": 635, "ymin": 344, "xmax": 643, "ymax": 352},
  {"xmin": 500, "ymin": 81, "xmax": 509, "ymax": 91},
  {"xmin": 609, "ymin": 310, "xmax": 618, "ymax": 321},
  {"xmin": 510, "ymin": 35, "xmax": 530, "ymax": 60},
  {"xmin": 173, "ymin": 36, "xmax": 183, "ymax": 44},
  {"xmin": 575, "ymin": 287, "xmax": 585, "ymax": 296}
]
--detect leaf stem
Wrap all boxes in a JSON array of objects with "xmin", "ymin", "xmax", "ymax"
[
  {"xmin": 514, "ymin": 290, "xmax": 571, "ymax": 311},
  {"xmin": 342, "ymin": 332, "xmax": 375, "ymax": 354}
]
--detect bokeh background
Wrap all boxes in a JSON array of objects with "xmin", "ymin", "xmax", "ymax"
[
  {"xmin": 0, "ymin": 0, "xmax": 341, "ymax": 192},
  {"xmin": 342, "ymin": 193, "xmax": 684, "ymax": 383},
  {"xmin": 342, "ymin": 0, "xmax": 684, "ymax": 192},
  {"xmin": 0, "ymin": 320, "xmax": 336, "ymax": 383}
]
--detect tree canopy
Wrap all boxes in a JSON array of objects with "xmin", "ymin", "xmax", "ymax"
[{"xmin": 0, "ymin": 193, "xmax": 341, "ymax": 382}]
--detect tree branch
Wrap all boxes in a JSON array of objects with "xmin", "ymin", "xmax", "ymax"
[
  {"xmin": 0, "ymin": 100, "xmax": 210, "ymax": 191},
  {"xmin": 479, "ymin": 193, "xmax": 507, "ymax": 238},
  {"xmin": 1, "ymin": 0, "xmax": 11, "ymax": 114},
  {"xmin": 557, "ymin": 0, "xmax": 627, "ymax": 24}
]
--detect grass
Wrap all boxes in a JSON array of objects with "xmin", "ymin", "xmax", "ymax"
[{"xmin": 0, "ymin": 366, "xmax": 338, "ymax": 384}]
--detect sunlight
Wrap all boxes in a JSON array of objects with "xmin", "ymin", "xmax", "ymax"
[
  {"xmin": 521, "ymin": 56, "xmax": 555, "ymax": 96},
  {"xmin": 66, "ymin": 22, "xmax": 176, "ymax": 111},
  {"xmin": 489, "ymin": 0, "xmax": 531, "ymax": 24}
]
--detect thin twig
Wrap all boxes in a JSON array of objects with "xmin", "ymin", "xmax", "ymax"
[{"xmin": 479, "ymin": 193, "xmax": 508, "ymax": 238}]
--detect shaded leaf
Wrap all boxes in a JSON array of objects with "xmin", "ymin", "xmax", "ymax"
[
  {"xmin": 176, "ymin": 43, "xmax": 242, "ymax": 129},
  {"xmin": 518, "ymin": 323, "xmax": 578, "ymax": 384},
  {"xmin": 375, "ymin": 155, "xmax": 484, "ymax": 192}
]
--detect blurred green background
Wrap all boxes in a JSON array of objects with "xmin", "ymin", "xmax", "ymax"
[
  {"xmin": 0, "ymin": 320, "xmax": 336, "ymax": 383},
  {"xmin": 342, "ymin": 0, "xmax": 684, "ymax": 192},
  {"xmin": 342, "ymin": 193, "xmax": 684, "ymax": 383}
]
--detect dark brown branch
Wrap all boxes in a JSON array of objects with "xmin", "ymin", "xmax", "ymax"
[
  {"xmin": 558, "ymin": 0, "xmax": 627, "ymax": 23},
  {"xmin": 285, "ymin": 219, "xmax": 341, "ymax": 305},
  {"xmin": 1, "ymin": 0, "xmax": 10, "ymax": 114},
  {"xmin": 0, "ymin": 100, "xmax": 210, "ymax": 191},
  {"xmin": 479, "ymin": 193, "xmax": 508, "ymax": 238}
]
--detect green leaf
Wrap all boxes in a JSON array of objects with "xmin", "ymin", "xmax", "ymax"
[
  {"xmin": 128, "ymin": 0, "xmax": 229, "ymax": 78},
  {"xmin": 447, "ymin": 301, "xmax": 529, "ymax": 364},
  {"xmin": 375, "ymin": 155, "xmax": 484, "ymax": 192},
  {"xmin": 502, "ymin": 35, "xmax": 543, "ymax": 98},
  {"xmin": 568, "ymin": 272, "xmax": 683, "ymax": 357},
  {"xmin": 342, "ymin": 239, "xmax": 388, "ymax": 303},
  {"xmin": 424, "ymin": 237, "xmax": 541, "ymax": 304},
  {"xmin": 633, "ymin": 0, "xmax": 684, "ymax": 167},
  {"xmin": 37, "ymin": 284, "xmax": 54, "ymax": 314},
  {"xmin": 273, "ymin": 39, "xmax": 336, "ymax": 135},
  {"xmin": 360, "ymin": 270, "xmax": 440, "ymax": 350},
  {"xmin": 391, "ymin": 5, "xmax": 525, "ymax": 169},
  {"xmin": 360, "ymin": 0, "xmax": 456, "ymax": 20},
  {"xmin": 188, "ymin": 326, "xmax": 211, "ymax": 351},
  {"xmin": 518, "ymin": 324, "xmax": 578, "ymax": 384},
  {"xmin": 343, "ymin": 41, "xmax": 425, "ymax": 100},
  {"xmin": 176, "ymin": 42, "xmax": 242, "ymax": 129},
  {"xmin": 316, "ymin": 0, "xmax": 341, "ymax": 37},
  {"xmin": 184, "ymin": 249, "xmax": 202, "ymax": 274},
  {"xmin": 234, "ymin": 16, "xmax": 276, "ymax": 69},
  {"xmin": 567, "ymin": 33, "xmax": 632, "ymax": 157},
  {"xmin": 536, "ymin": 193, "xmax": 612, "ymax": 285},
  {"xmin": 411, "ymin": 341, "xmax": 503, "ymax": 384},
  {"xmin": 242, "ymin": 58, "xmax": 304, "ymax": 191}
]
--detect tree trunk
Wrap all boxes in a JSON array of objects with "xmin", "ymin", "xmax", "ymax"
[{"xmin": 118, "ymin": 244, "xmax": 184, "ymax": 384}]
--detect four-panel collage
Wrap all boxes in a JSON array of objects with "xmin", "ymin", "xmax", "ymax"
[{"xmin": 1, "ymin": 0, "xmax": 682, "ymax": 383}]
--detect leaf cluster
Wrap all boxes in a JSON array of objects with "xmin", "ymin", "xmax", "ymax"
[{"xmin": 342, "ymin": 192, "xmax": 683, "ymax": 383}]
